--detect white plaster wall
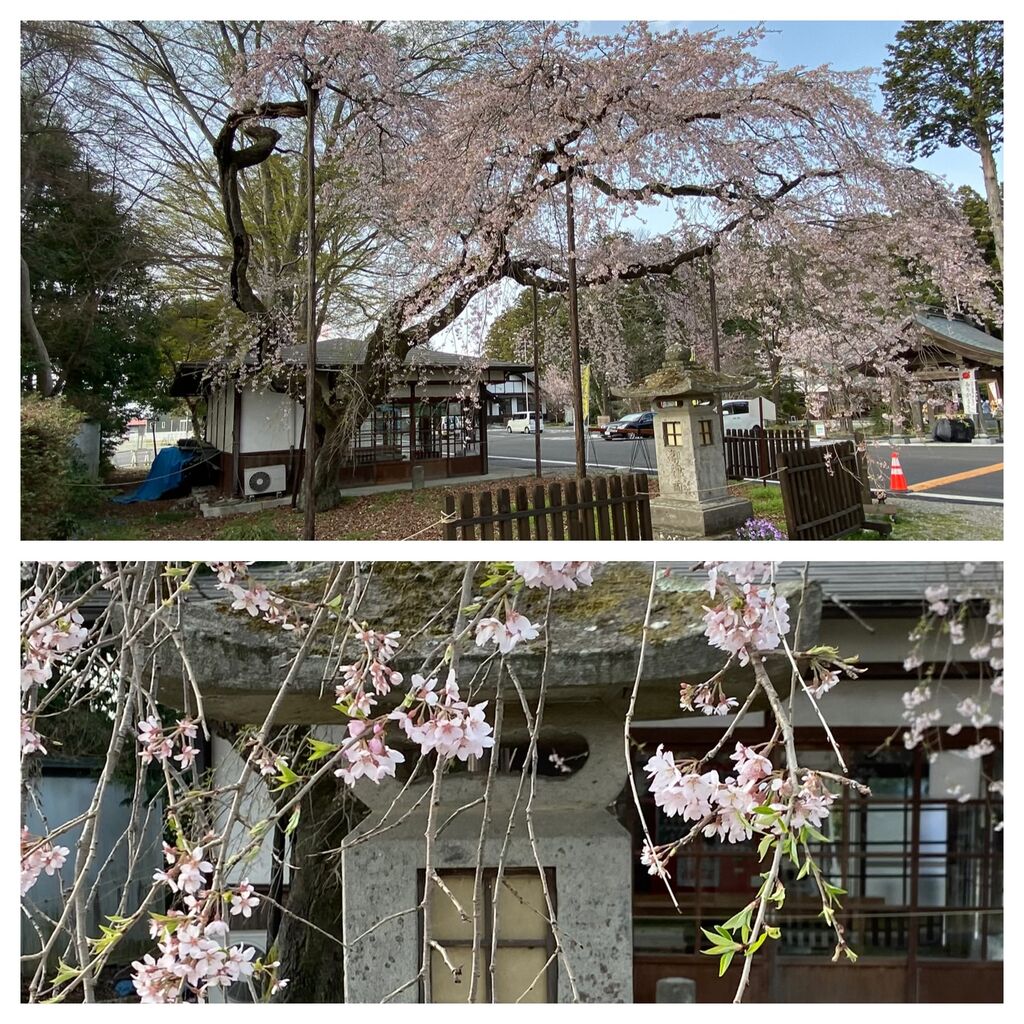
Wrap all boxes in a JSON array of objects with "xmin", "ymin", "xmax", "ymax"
[
  {"xmin": 790, "ymin": 677, "xmax": 1000, "ymax": 729},
  {"xmin": 929, "ymin": 750, "xmax": 983, "ymax": 800},
  {"xmin": 240, "ymin": 390, "xmax": 298, "ymax": 453},
  {"xmin": 212, "ymin": 726, "xmax": 344, "ymax": 886},
  {"xmin": 818, "ymin": 616, "xmax": 990, "ymax": 664},
  {"xmin": 212, "ymin": 735, "xmax": 279, "ymax": 887}
]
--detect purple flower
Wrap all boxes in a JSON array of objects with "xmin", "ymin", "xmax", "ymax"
[{"xmin": 735, "ymin": 517, "xmax": 786, "ymax": 541}]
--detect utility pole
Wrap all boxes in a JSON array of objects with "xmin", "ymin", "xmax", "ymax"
[
  {"xmin": 532, "ymin": 283, "xmax": 542, "ymax": 478},
  {"xmin": 708, "ymin": 249, "xmax": 721, "ymax": 372},
  {"xmin": 708, "ymin": 248, "xmax": 726, "ymax": 451},
  {"xmin": 303, "ymin": 77, "xmax": 318, "ymax": 541},
  {"xmin": 565, "ymin": 169, "xmax": 586, "ymax": 477}
]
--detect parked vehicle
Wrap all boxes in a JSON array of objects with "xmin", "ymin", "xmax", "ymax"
[
  {"xmin": 505, "ymin": 412, "xmax": 543, "ymax": 433},
  {"xmin": 439, "ymin": 415, "xmax": 465, "ymax": 437},
  {"xmin": 721, "ymin": 398, "xmax": 776, "ymax": 431},
  {"xmin": 602, "ymin": 411, "xmax": 654, "ymax": 439}
]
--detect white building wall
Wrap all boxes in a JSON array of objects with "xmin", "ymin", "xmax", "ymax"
[{"xmin": 240, "ymin": 390, "xmax": 297, "ymax": 454}]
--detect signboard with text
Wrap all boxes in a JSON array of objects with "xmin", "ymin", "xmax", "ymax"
[{"xmin": 959, "ymin": 369, "xmax": 978, "ymax": 416}]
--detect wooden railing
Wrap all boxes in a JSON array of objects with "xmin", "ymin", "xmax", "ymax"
[
  {"xmin": 442, "ymin": 473, "xmax": 653, "ymax": 540},
  {"xmin": 724, "ymin": 425, "xmax": 809, "ymax": 482},
  {"xmin": 777, "ymin": 441, "xmax": 889, "ymax": 540}
]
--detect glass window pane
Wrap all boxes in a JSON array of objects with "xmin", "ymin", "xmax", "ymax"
[
  {"xmin": 432, "ymin": 875, "xmax": 478, "ymax": 941},
  {"xmin": 493, "ymin": 946, "xmax": 551, "ymax": 1003},
  {"xmin": 431, "ymin": 946, "xmax": 484, "ymax": 1002},
  {"xmin": 495, "ymin": 873, "xmax": 550, "ymax": 942}
]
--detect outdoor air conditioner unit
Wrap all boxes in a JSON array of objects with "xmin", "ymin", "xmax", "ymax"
[
  {"xmin": 206, "ymin": 928, "xmax": 267, "ymax": 1003},
  {"xmin": 244, "ymin": 464, "xmax": 287, "ymax": 496}
]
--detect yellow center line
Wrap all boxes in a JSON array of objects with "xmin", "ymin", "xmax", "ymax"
[{"xmin": 907, "ymin": 463, "xmax": 1003, "ymax": 493}]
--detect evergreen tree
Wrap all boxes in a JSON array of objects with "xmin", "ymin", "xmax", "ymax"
[{"xmin": 882, "ymin": 21, "xmax": 1003, "ymax": 272}]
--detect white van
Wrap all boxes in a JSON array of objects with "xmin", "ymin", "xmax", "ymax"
[
  {"xmin": 505, "ymin": 412, "xmax": 543, "ymax": 434},
  {"xmin": 721, "ymin": 398, "xmax": 776, "ymax": 431}
]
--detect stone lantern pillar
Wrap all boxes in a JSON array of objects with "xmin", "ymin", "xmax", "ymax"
[{"xmin": 617, "ymin": 344, "xmax": 753, "ymax": 537}]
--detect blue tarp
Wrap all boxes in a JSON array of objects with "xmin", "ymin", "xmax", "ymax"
[{"xmin": 113, "ymin": 446, "xmax": 196, "ymax": 504}]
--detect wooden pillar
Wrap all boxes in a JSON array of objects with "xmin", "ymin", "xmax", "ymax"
[
  {"xmin": 408, "ymin": 382, "xmax": 417, "ymax": 473},
  {"xmin": 231, "ymin": 384, "xmax": 242, "ymax": 497},
  {"xmin": 478, "ymin": 382, "xmax": 489, "ymax": 474},
  {"xmin": 906, "ymin": 749, "xmax": 923, "ymax": 1002}
]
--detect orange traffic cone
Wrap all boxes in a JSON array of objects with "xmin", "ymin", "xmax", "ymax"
[{"xmin": 890, "ymin": 450, "xmax": 908, "ymax": 492}]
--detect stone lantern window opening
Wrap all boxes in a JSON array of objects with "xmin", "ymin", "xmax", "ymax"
[
  {"xmin": 437, "ymin": 733, "xmax": 590, "ymax": 777},
  {"xmin": 420, "ymin": 867, "xmax": 558, "ymax": 1002},
  {"xmin": 699, "ymin": 420, "xmax": 715, "ymax": 446},
  {"xmin": 662, "ymin": 421, "xmax": 683, "ymax": 447}
]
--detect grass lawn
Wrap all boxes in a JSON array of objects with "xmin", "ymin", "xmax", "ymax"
[
  {"xmin": 733, "ymin": 484, "xmax": 1001, "ymax": 541},
  {"xmin": 70, "ymin": 476, "xmax": 998, "ymax": 542}
]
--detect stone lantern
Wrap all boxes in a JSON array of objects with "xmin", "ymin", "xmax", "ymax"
[
  {"xmin": 153, "ymin": 565, "xmax": 821, "ymax": 1003},
  {"xmin": 616, "ymin": 343, "xmax": 753, "ymax": 537}
]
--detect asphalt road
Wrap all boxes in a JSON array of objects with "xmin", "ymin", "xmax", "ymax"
[{"xmin": 487, "ymin": 427, "xmax": 1003, "ymax": 504}]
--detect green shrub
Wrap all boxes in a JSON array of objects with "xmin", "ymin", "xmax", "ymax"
[{"xmin": 21, "ymin": 397, "xmax": 97, "ymax": 539}]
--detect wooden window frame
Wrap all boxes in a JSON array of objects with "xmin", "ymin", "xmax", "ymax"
[{"xmin": 417, "ymin": 867, "xmax": 558, "ymax": 1003}]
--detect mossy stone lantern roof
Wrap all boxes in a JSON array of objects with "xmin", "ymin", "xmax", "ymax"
[{"xmin": 615, "ymin": 343, "xmax": 757, "ymax": 405}]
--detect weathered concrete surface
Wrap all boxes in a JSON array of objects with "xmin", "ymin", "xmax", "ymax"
[
  {"xmin": 155, "ymin": 564, "xmax": 822, "ymax": 725},
  {"xmin": 343, "ymin": 707, "xmax": 634, "ymax": 1002},
  {"xmin": 343, "ymin": 805, "xmax": 633, "ymax": 1003}
]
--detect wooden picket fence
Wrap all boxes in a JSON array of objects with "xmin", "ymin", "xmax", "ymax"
[
  {"xmin": 442, "ymin": 473, "xmax": 653, "ymax": 540},
  {"xmin": 724, "ymin": 426, "xmax": 809, "ymax": 482},
  {"xmin": 777, "ymin": 441, "xmax": 890, "ymax": 540}
]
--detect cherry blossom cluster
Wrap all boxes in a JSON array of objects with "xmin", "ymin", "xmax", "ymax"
[
  {"xmin": 212, "ymin": 562, "xmax": 299, "ymax": 631},
  {"xmin": 701, "ymin": 562, "xmax": 791, "ymax": 666},
  {"xmin": 901, "ymin": 566, "xmax": 1003, "ymax": 754},
  {"xmin": 514, "ymin": 561, "xmax": 595, "ymax": 591},
  {"xmin": 643, "ymin": 742, "xmax": 835, "ymax": 859},
  {"xmin": 679, "ymin": 680, "xmax": 738, "ymax": 717},
  {"xmin": 804, "ymin": 649, "xmax": 864, "ymax": 699},
  {"xmin": 334, "ymin": 626, "xmax": 403, "ymax": 716},
  {"xmin": 21, "ymin": 589, "xmax": 90, "ymax": 695},
  {"xmin": 21, "ymin": 826, "xmax": 69, "ymax": 896},
  {"xmin": 389, "ymin": 671, "xmax": 495, "ymax": 763},
  {"xmin": 21, "ymin": 716, "xmax": 46, "ymax": 756},
  {"xmin": 475, "ymin": 608, "xmax": 539, "ymax": 654},
  {"xmin": 134, "ymin": 843, "xmax": 284, "ymax": 1002},
  {"xmin": 137, "ymin": 716, "xmax": 201, "ymax": 769},
  {"xmin": 22, "ymin": 587, "xmax": 94, "ymax": 767},
  {"xmin": 334, "ymin": 719, "xmax": 406, "ymax": 786}
]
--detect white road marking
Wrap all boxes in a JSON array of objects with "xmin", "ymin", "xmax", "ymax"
[{"xmin": 888, "ymin": 491, "xmax": 1003, "ymax": 506}]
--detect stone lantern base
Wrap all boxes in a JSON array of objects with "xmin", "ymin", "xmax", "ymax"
[{"xmin": 650, "ymin": 493, "xmax": 753, "ymax": 539}]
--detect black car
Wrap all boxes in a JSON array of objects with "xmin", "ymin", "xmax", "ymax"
[{"xmin": 601, "ymin": 411, "xmax": 654, "ymax": 439}]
